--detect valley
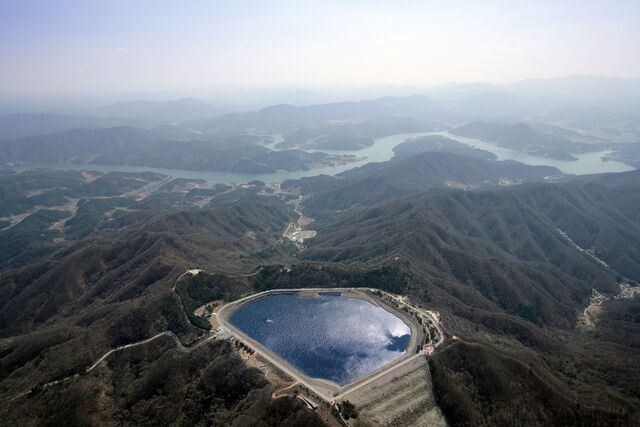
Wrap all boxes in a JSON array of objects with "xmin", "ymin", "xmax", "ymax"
[
  {"xmin": 2, "ymin": 84, "xmax": 640, "ymax": 426},
  {"xmin": 4, "ymin": 2, "xmax": 640, "ymax": 425}
]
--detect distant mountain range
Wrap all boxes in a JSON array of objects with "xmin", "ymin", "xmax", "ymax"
[
  {"xmin": 181, "ymin": 76, "xmax": 640, "ymax": 137},
  {"xmin": 0, "ymin": 113, "xmax": 139, "ymax": 142},
  {"xmin": 1, "ymin": 75, "xmax": 639, "ymax": 175},
  {"xmin": 426, "ymin": 74, "xmax": 640, "ymax": 105},
  {"xmin": 0, "ymin": 98, "xmax": 225, "ymax": 142},
  {"xmin": 450, "ymin": 121, "xmax": 601, "ymax": 161},
  {"xmin": 91, "ymin": 98, "xmax": 226, "ymax": 125},
  {"xmin": 0, "ymin": 126, "xmax": 354, "ymax": 173},
  {"xmin": 181, "ymin": 95, "xmax": 455, "ymax": 135},
  {"xmin": 2, "ymin": 74, "xmax": 638, "ymax": 130}
]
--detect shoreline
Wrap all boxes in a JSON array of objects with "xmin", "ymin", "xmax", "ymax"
[{"xmin": 216, "ymin": 287, "xmax": 423, "ymax": 402}]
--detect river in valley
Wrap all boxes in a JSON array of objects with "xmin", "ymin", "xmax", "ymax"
[{"xmin": 5, "ymin": 131, "xmax": 634, "ymax": 185}]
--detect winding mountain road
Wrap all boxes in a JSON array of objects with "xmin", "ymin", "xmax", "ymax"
[{"xmin": 7, "ymin": 270, "xmax": 446, "ymax": 409}]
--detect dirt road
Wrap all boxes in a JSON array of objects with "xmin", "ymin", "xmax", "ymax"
[
  {"xmin": 8, "ymin": 272, "xmax": 447, "ymax": 411},
  {"xmin": 9, "ymin": 330, "xmax": 218, "ymax": 402}
]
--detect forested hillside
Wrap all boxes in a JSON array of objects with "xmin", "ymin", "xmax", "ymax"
[{"xmin": 1, "ymin": 158, "xmax": 639, "ymax": 426}]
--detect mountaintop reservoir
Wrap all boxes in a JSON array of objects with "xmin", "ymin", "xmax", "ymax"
[{"xmin": 228, "ymin": 292, "xmax": 412, "ymax": 385}]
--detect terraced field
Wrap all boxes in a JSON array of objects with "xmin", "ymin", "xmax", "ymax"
[{"xmin": 347, "ymin": 356, "xmax": 446, "ymax": 426}]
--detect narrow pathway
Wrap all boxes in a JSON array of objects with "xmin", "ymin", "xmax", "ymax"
[
  {"xmin": 7, "ymin": 272, "xmax": 447, "ymax": 412},
  {"xmin": 271, "ymin": 380, "xmax": 300, "ymax": 399},
  {"xmin": 8, "ymin": 269, "xmax": 215, "ymax": 403},
  {"xmin": 9, "ymin": 329, "xmax": 221, "ymax": 402}
]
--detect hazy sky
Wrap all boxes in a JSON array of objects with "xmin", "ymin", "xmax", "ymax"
[{"xmin": 1, "ymin": 0, "xmax": 639, "ymax": 95}]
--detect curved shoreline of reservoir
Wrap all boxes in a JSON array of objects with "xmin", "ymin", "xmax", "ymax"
[
  {"xmin": 5, "ymin": 129, "xmax": 634, "ymax": 186},
  {"xmin": 229, "ymin": 292, "xmax": 411, "ymax": 385},
  {"xmin": 216, "ymin": 288, "xmax": 423, "ymax": 401}
]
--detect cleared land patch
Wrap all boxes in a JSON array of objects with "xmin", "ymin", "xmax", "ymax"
[{"xmin": 347, "ymin": 356, "xmax": 447, "ymax": 426}]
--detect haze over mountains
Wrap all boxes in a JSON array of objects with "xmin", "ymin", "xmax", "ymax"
[
  {"xmin": 1, "ymin": 75, "xmax": 638, "ymax": 183},
  {"xmin": 3, "ymin": 0, "xmax": 640, "ymax": 424},
  {"xmin": 1, "ymin": 73, "xmax": 640, "ymax": 426}
]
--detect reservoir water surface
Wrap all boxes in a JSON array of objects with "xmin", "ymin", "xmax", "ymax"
[
  {"xmin": 9, "ymin": 130, "xmax": 634, "ymax": 185},
  {"xmin": 228, "ymin": 293, "xmax": 411, "ymax": 385}
]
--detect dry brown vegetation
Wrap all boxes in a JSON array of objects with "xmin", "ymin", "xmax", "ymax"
[{"xmin": 2, "ymin": 162, "xmax": 640, "ymax": 426}]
